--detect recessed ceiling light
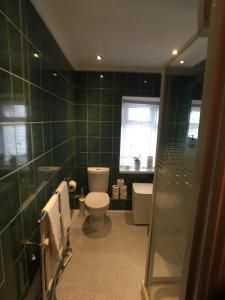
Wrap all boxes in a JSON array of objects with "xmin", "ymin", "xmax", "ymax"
[
  {"xmin": 172, "ymin": 49, "xmax": 178, "ymax": 55},
  {"xmin": 144, "ymin": 80, "xmax": 147, "ymax": 84},
  {"xmin": 96, "ymin": 55, "xmax": 102, "ymax": 61},
  {"xmin": 33, "ymin": 53, "xmax": 39, "ymax": 58},
  {"xmin": 52, "ymin": 72, "xmax": 58, "ymax": 77},
  {"xmin": 180, "ymin": 60, "xmax": 184, "ymax": 64},
  {"xmin": 100, "ymin": 74, "xmax": 104, "ymax": 79}
]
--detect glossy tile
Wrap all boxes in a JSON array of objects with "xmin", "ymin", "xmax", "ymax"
[
  {"xmin": 15, "ymin": 123, "xmax": 32, "ymax": 166},
  {"xmin": 18, "ymin": 163, "xmax": 35, "ymax": 204},
  {"xmin": 8, "ymin": 22, "xmax": 23, "ymax": 77},
  {"xmin": 88, "ymin": 122, "xmax": 99, "ymax": 137},
  {"xmin": 0, "ymin": 282, "xmax": 7, "ymax": 300},
  {"xmin": 101, "ymin": 89, "xmax": 113, "ymax": 105},
  {"xmin": 31, "ymin": 123, "xmax": 43, "ymax": 158},
  {"xmin": 0, "ymin": 2, "xmax": 75, "ymax": 298},
  {"xmin": 1, "ymin": 213, "xmax": 23, "ymax": 273},
  {"xmin": 22, "ymin": 199, "xmax": 37, "ymax": 239},
  {"xmin": 88, "ymin": 105, "xmax": 100, "ymax": 121},
  {"xmin": 5, "ymin": 251, "xmax": 27, "ymax": 300},
  {"xmin": 0, "ymin": 15, "xmax": 9, "ymax": 71},
  {"xmin": 0, "ymin": 173, "xmax": 20, "ymax": 230},
  {"xmin": 87, "ymin": 89, "xmax": 100, "ymax": 105}
]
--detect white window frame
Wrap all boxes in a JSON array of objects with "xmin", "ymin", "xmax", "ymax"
[{"xmin": 119, "ymin": 96, "xmax": 160, "ymax": 174}]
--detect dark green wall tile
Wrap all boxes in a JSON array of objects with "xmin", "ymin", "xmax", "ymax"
[
  {"xmin": 76, "ymin": 153, "xmax": 87, "ymax": 168},
  {"xmin": 76, "ymin": 105, "xmax": 87, "ymax": 120},
  {"xmin": 30, "ymin": 85, "xmax": 42, "ymax": 122},
  {"xmin": 88, "ymin": 122, "xmax": 99, "ymax": 137},
  {"xmin": 88, "ymin": 153, "xmax": 99, "ymax": 167},
  {"xmin": 101, "ymin": 138, "xmax": 113, "ymax": 152},
  {"xmin": 113, "ymin": 138, "xmax": 120, "ymax": 152},
  {"xmin": 113, "ymin": 106, "xmax": 121, "ymax": 121},
  {"xmin": 26, "ymin": 43, "xmax": 41, "ymax": 85},
  {"xmin": 15, "ymin": 123, "xmax": 32, "ymax": 166},
  {"xmin": 88, "ymin": 138, "xmax": 100, "ymax": 152},
  {"xmin": 0, "ymin": 240, "xmax": 4, "ymax": 284},
  {"xmin": 140, "ymin": 74, "xmax": 153, "ymax": 89},
  {"xmin": 114, "ymin": 89, "xmax": 126, "ymax": 105},
  {"xmin": 5, "ymin": 252, "xmax": 27, "ymax": 300},
  {"xmin": 100, "ymin": 153, "xmax": 112, "ymax": 167},
  {"xmin": 101, "ymin": 89, "xmax": 113, "ymax": 105},
  {"xmin": 76, "ymin": 121, "xmax": 87, "ymax": 136},
  {"xmin": 12, "ymin": 77, "xmax": 30, "ymax": 121},
  {"xmin": 88, "ymin": 89, "xmax": 100, "ymax": 105},
  {"xmin": 75, "ymin": 72, "xmax": 87, "ymax": 88},
  {"xmin": 1, "ymin": 213, "xmax": 23, "ymax": 273},
  {"xmin": 0, "ymin": 15, "xmax": 9, "ymax": 71},
  {"xmin": 0, "ymin": 3, "xmax": 76, "ymax": 298},
  {"xmin": 113, "ymin": 122, "xmax": 121, "ymax": 137},
  {"xmin": 126, "ymin": 89, "xmax": 139, "ymax": 96},
  {"xmin": 0, "ymin": 124, "xmax": 17, "ymax": 176},
  {"xmin": 18, "ymin": 163, "xmax": 35, "ymax": 204},
  {"xmin": 100, "ymin": 122, "xmax": 113, "ymax": 137},
  {"xmin": 101, "ymin": 106, "xmax": 113, "ymax": 121},
  {"xmin": 0, "ymin": 0, "xmax": 21, "ymax": 28},
  {"xmin": 88, "ymin": 105, "xmax": 100, "ymax": 121},
  {"xmin": 43, "ymin": 123, "xmax": 52, "ymax": 152},
  {"xmin": 87, "ymin": 72, "xmax": 100, "ymax": 88},
  {"xmin": 114, "ymin": 73, "xmax": 127, "ymax": 89},
  {"xmin": 0, "ymin": 70, "xmax": 13, "ymax": 122},
  {"xmin": 8, "ymin": 23, "xmax": 23, "ymax": 77},
  {"xmin": 36, "ymin": 188, "xmax": 47, "ymax": 215},
  {"xmin": 100, "ymin": 72, "xmax": 114, "ymax": 88},
  {"xmin": 0, "ymin": 173, "xmax": 20, "ymax": 230},
  {"xmin": 22, "ymin": 199, "xmax": 37, "ymax": 239},
  {"xmin": 0, "ymin": 282, "xmax": 6, "ymax": 300},
  {"xmin": 112, "ymin": 153, "xmax": 119, "ymax": 167},
  {"xmin": 76, "ymin": 88, "xmax": 87, "ymax": 104},
  {"xmin": 31, "ymin": 123, "xmax": 43, "ymax": 158},
  {"xmin": 127, "ymin": 73, "xmax": 140, "ymax": 89},
  {"xmin": 25, "ymin": 231, "xmax": 40, "ymax": 285},
  {"xmin": 76, "ymin": 137, "xmax": 87, "ymax": 152}
]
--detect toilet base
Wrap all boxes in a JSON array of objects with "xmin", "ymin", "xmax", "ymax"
[{"xmin": 89, "ymin": 214, "xmax": 106, "ymax": 231}]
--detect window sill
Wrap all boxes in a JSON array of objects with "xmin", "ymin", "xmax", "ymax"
[{"xmin": 119, "ymin": 166, "xmax": 155, "ymax": 174}]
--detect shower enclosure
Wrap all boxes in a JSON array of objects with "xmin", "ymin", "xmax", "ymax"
[{"xmin": 143, "ymin": 34, "xmax": 208, "ymax": 300}]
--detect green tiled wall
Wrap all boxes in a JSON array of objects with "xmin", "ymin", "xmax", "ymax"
[
  {"xmin": 74, "ymin": 71, "xmax": 160, "ymax": 209},
  {"xmin": 0, "ymin": 1, "xmax": 75, "ymax": 299}
]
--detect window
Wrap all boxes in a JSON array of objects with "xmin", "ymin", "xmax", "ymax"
[
  {"xmin": 119, "ymin": 97, "xmax": 160, "ymax": 173},
  {"xmin": 188, "ymin": 100, "xmax": 201, "ymax": 139}
]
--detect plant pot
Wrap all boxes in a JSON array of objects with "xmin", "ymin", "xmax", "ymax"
[{"xmin": 134, "ymin": 161, "xmax": 141, "ymax": 170}]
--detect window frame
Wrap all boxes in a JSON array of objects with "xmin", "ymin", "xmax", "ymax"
[{"xmin": 119, "ymin": 96, "xmax": 160, "ymax": 174}]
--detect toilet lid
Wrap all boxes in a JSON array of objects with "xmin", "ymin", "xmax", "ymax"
[{"xmin": 85, "ymin": 192, "xmax": 110, "ymax": 209}]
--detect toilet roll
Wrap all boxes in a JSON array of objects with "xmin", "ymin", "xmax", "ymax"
[
  {"xmin": 120, "ymin": 185, "xmax": 127, "ymax": 193},
  {"xmin": 117, "ymin": 179, "xmax": 124, "ymax": 187},
  {"xmin": 112, "ymin": 192, "xmax": 119, "ymax": 200},
  {"xmin": 120, "ymin": 192, "xmax": 127, "ymax": 199},
  {"xmin": 68, "ymin": 180, "xmax": 77, "ymax": 192},
  {"xmin": 112, "ymin": 185, "xmax": 119, "ymax": 193}
]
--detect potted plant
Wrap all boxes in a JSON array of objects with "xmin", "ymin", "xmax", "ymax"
[{"xmin": 133, "ymin": 156, "xmax": 141, "ymax": 170}]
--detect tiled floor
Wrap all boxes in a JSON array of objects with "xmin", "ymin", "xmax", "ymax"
[{"xmin": 56, "ymin": 211, "xmax": 148, "ymax": 300}]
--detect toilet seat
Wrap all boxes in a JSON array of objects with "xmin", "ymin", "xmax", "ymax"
[{"xmin": 85, "ymin": 192, "xmax": 110, "ymax": 209}]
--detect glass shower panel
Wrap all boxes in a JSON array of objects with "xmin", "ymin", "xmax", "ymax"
[{"xmin": 147, "ymin": 37, "xmax": 207, "ymax": 299}]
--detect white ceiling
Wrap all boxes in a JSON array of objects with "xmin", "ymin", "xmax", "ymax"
[{"xmin": 31, "ymin": 0, "xmax": 198, "ymax": 72}]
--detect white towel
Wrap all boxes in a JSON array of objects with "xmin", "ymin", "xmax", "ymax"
[
  {"xmin": 42, "ymin": 194, "xmax": 61, "ymax": 260},
  {"xmin": 56, "ymin": 181, "xmax": 71, "ymax": 238}
]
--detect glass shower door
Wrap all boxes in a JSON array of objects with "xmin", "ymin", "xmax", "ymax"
[{"xmin": 145, "ymin": 37, "xmax": 208, "ymax": 299}]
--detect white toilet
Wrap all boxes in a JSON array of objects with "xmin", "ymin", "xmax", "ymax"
[{"xmin": 85, "ymin": 167, "xmax": 110, "ymax": 230}]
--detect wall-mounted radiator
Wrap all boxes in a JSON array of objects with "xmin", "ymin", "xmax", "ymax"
[{"xmin": 24, "ymin": 179, "xmax": 72, "ymax": 300}]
